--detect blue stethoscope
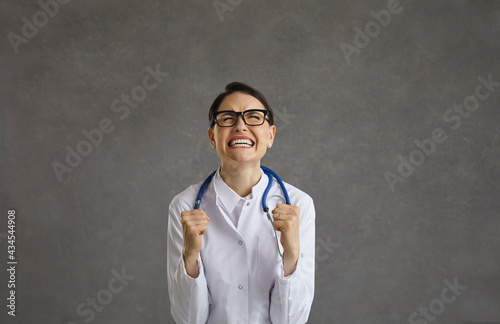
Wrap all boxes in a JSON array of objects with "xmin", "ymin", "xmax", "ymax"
[{"xmin": 194, "ymin": 165, "xmax": 290, "ymax": 258}]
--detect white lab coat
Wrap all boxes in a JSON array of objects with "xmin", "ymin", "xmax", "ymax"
[{"xmin": 167, "ymin": 167, "xmax": 315, "ymax": 324}]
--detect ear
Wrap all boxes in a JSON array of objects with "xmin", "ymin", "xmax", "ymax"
[
  {"xmin": 268, "ymin": 125, "xmax": 276, "ymax": 147},
  {"xmin": 208, "ymin": 128, "xmax": 215, "ymax": 146}
]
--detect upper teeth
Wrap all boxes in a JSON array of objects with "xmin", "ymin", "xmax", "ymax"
[{"xmin": 230, "ymin": 139, "xmax": 253, "ymax": 147}]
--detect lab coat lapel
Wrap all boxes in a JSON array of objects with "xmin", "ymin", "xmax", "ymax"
[{"xmin": 202, "ymin": 174, "xmax": 239, "ymax": 233}]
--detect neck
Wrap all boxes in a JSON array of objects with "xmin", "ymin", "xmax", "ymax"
[{"xmin": 219, "ymin": 162, "xmax": 262, "ymax": 197}]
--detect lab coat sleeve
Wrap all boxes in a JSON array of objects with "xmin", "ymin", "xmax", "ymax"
[
  {"xmin": 167, "ymin": 197, "xmax": 210, "ymax": 324},
  {"xmin": 270, "ymin": 195, "xmax": 315, "ymax": 324}
]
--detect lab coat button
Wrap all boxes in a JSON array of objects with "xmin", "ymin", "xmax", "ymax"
[
  {"xmin": 238, "ymin": 241, "xmax": 243, "ymax": 245},
  {"xmin": 246, "ymin": 202, "xmax": 250, "ymax": 206},
  {"xmin": 238, "ymin": 285, "xmax": 243, "ymax": 290}
]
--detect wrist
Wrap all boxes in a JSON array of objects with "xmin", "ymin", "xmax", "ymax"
[
  {"xmin": 183, "ymin": 248, "xmax": 200, "ymax": 263},
  {"xmin": 282, "ymin": 243, "xmax": 300, "ymax": 259},
  {"xmin": 182, "ymin": 247, "xmax": 200, "ymax": 259},
  {"xmin": 283, "ymin": 249, "xmax": 299, "ymax": 263},
  {"xmin": 282, "ymin": 250, "xmax": 299, "ymax": 277},
  {"xmin": 183, "ymin": 250, "xmax": 200, "ymax": 278}
]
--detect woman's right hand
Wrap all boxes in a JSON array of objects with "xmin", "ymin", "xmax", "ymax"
[{"xmin": 181, "ymin": 209, "xmax": 209, "ymax": 277}]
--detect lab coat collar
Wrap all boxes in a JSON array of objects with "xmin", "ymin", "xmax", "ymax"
[{"xmin": 204, "ymin": 166, "xmax": 267, "ymax": 212}]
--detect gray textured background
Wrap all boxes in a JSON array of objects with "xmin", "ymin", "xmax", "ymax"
[{"xmin": 1, "ymin": 0, "xmax": 500, "ymax": 323}]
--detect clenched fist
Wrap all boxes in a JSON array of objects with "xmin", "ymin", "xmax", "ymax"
[
  {"xmin": 272, "ymin": 203, "xmax": 300, "ymax": 276},
  {"xmin": 181, "ymin": 209, "xmax": 209, "ymax": 278}
]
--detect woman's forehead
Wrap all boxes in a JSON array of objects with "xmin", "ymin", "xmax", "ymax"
[{"xmin": 217, "ymin": 92, "xmax": 265, "ymax": 111}]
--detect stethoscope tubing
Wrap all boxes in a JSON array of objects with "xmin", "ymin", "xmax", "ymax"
[
  {"xmin": 194, "ymin": 166, "xmax": 290, "ymax": 210},
  {"xmin": 193, "ymin": 166, "xmax": 290, "ymax": 258}
]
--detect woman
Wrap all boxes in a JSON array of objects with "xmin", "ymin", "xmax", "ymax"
[{"xmin": 167, "ymin": 82, "xmax": 315, "ymax": 324}]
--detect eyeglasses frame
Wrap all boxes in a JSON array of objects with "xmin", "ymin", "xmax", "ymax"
[{"xmin": 213, "ymin": 109, "xmax": 270, "ymax": 127}]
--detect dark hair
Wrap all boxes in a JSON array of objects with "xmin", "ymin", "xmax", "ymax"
[{"xmin": 208, "ymin": 82, "xmax": 275, "ymax": 129}]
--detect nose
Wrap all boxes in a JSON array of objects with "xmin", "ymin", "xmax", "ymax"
[{"xmin": 233, "ymin": 114, "xmax": 248, "ymax": 131}]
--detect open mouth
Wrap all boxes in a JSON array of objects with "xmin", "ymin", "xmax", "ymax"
[{"xmin": 228, "ymin": 139, "xmax": 255, "ymax": 147}]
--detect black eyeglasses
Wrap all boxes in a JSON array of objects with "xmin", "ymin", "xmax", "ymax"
[{"xmin": 213, "ymin": 109, "xmax": 269, "ymax": 127}]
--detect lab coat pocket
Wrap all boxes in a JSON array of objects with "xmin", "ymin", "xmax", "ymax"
[{"xmin": 257, "ymin": 235, "xmax": 280, "ymax": 289}]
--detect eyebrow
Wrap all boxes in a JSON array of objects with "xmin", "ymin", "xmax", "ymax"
[{"xmin": 216, "ymin": 108, "xmax": 265, "ymax": 112}]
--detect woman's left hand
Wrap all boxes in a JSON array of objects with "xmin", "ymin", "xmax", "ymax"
[{"xmin": 272, "ymin": 203, "xmax": 300, "ymax": 276}]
